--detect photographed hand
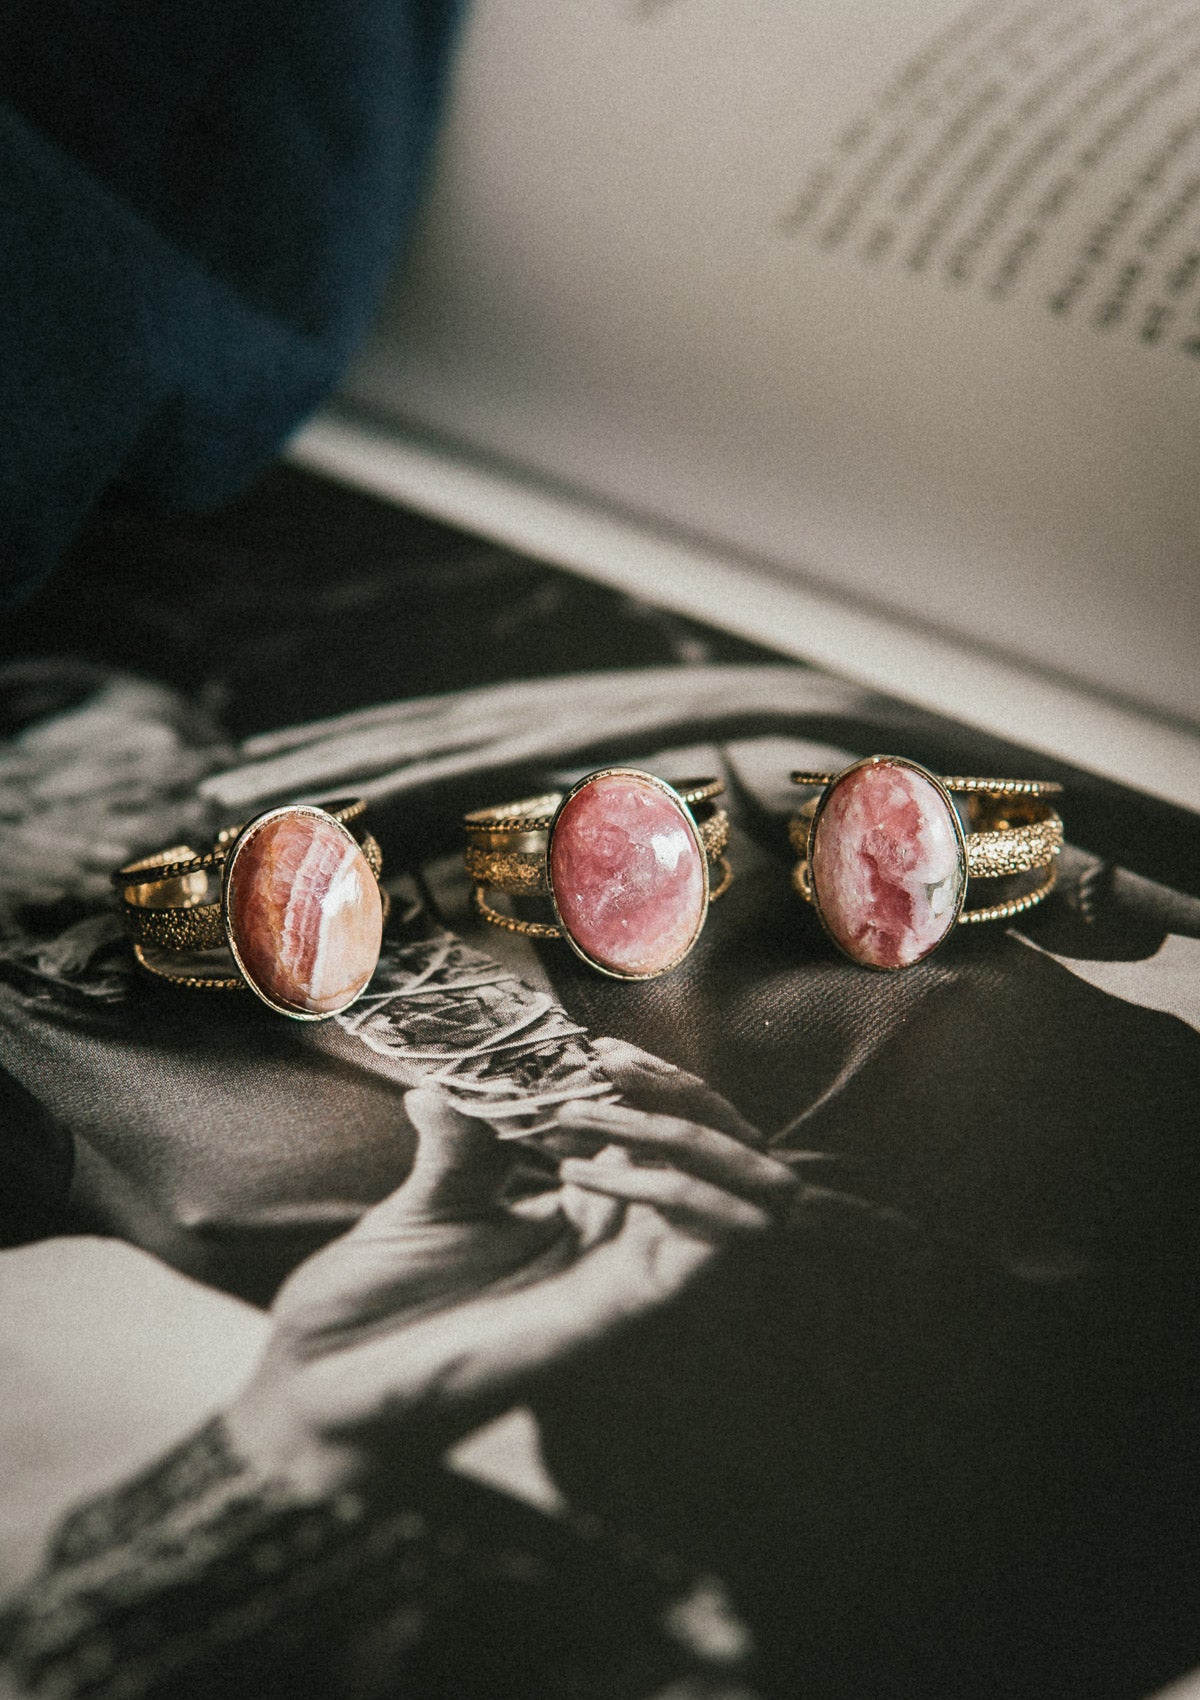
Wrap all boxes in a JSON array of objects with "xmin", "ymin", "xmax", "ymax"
[
  {"xmin": 265, "ymin": 1087, "xmax": 573, "ymax": 1343},
  {"xmin": 584, "ymin": 1036, "xmax": 842, "ymax": 1177},
  {"xmin": 226, "ymin": 1083, "xmax": 796, "ymax": 1503},
  {"xmin": 586, "ymin": 1035, "xmax": 767, "ymax": 1145}
]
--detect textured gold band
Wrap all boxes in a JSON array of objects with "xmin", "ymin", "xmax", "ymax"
[
  {"xmin": 470, "ymin": 853, "xmax": 733, "ymax": 940},
  {"xmin": 131, "ymin": 943, "xmax": 245, "ymax": 993},
  {"xmin": 466, "ymin": 777, "xmax": 729, "ymax": 942},
  {"xmin": 112, "ymin": 798, "xmax": 369, "ymax": 891},
  {"xmin": 130, "ymin": 886, "xmax": 394, "ymax": 994},
  {"xmin": 122, "ymin": 833, "xmax": 384, "ymax": 954},
  {"xmin": 467, "ymin": 810, "xmax": 730, "ymax": 899},
  {"xmin": 791, "ymin": 772, "xmax": 1062, "ymax": 799},
  {"xmin": 464, "ymin": 779, "xmax": 724, "ymax": 839},
  {"xmin": 958, "ymin": 863, "xmax": 1058, "ymax": 923},
  {"xmin": 115, "ymin": 801, "xmax": 383, "ymax": 994},
  {"xmin": 470, "ymin": 892, "xmax": 565, "ymax": 940},
  {"xmin": 787, "ymin": 808, "xmax": 1062, "ymax": 880},
  {"xmin": 122, "ymin": 900, "xmax": 226, "ymax": 953},
  {"xmin": 789, "ymin": 767, "xmax": 1064, "ymax": 932},
  {"xmin": 963, "ymin": 815, "xmax": 1063, "ymax": 879},
  {"xmin": 464, "ymin": 846, "xmax": 546, "ymax": 897}
]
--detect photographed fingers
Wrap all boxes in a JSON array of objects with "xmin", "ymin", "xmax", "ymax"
[
  {"xmin": 555, "ymin": 1145, "xmax": 631, "ymax": 1245},
  {"xmin": 591, "ymin": 1036, "xmax": 766, "ymax": 1146},
  {"xmin": 356, "ymin": 1088, "xmax": 512, "ymax": 1232},
  {"xmin": 232, "ymin": 1201, "xmax": 718, "ymax": 1494},
  {"xmin": 302, "ymin": 1222, "xmax": 712, "ymax": 1453},
  {"xmin": 596, "ymin": 1198, "xmax": 719, "ymax": 1301},
  {"xmin": 555, "ymin": 1097, "xmax": 797, "ymax": 1208},
  {"xmin": 557, "ymin": 1153, "xmax": 771, "ymax": 1238}
]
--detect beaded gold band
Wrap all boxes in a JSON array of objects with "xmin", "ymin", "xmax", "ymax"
[
  {"xmin": 788, "ymin": 794, "xmax": 1063, "ymax": 889},
  {"xmin": 118, "ymin": 834, "xmax": 384, "ymax": 955},
  {"xmin": 464, "ymin": 770, "xmax": 730, "ymax": 979},
  {"xmin": 114, "ymin": 799, "xmax": 387, "ymax": 1018},
  {"xmin": 790, "ymin": 758, "xmax": 1063, "ymax": 969},
  {"xmin": 111, "ymin": 798, "xmax": 369, "ymax": 892},
  {"xmin": 466, "ymin": 810, "xmax": 731, "ymax": 902}
]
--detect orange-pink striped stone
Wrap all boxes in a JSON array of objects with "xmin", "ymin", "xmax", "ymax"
[
  {"xmin": 226, "ymin": 812, "xmax": 383, "ymax": 1015},
  {"xmin": 549, "ymin": 774, "xmax": 706, "ymax": 976}
]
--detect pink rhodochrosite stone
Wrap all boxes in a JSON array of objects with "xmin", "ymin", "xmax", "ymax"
[
  {"xmin": 810, "ymin": 760, "xmax": 964, "ymax": 969},
  {"xmin": 549, "ymin": 774, "xmax": 706, "ymax": 976},
  {"xmin": 226, "ymin": 811, "xmax": 383, "ymax": 1015}
]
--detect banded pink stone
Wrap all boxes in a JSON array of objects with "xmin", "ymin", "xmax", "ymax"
[
  {"xmin": 225, "ymin": 809, "xmax": 383, "ymax": 1016},
  {"xmin": 548, "ymin": 773, "xmax": 706, "ymax": 977},
  {"xmin": 810, "ymin": 759, "xmax": 964, "ymax": 969}
]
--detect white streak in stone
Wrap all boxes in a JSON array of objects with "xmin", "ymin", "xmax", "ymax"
[{"xmin": 306, "ymin": 842, "xmax": 364, "ymax": 1006}]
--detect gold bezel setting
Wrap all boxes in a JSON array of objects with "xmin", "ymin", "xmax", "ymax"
[
  {"xmin": 545, "ymin": 767, "xmax": 711, "ymax": 982},
  {"xmin": 792, "ymin": 758, "xmax": 1063, "ymax": 967},
  {"xmin": 804, "ymin": 755, "xmax": 969, "ymax": 972},
  {"xmin": 221, "ymin": 803, "xmax": 382, "ymax": 1020}
]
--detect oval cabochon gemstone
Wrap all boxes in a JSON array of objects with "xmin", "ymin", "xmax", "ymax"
[
  {"xmin": 810, "ymin": 760, "xmax": 964, "ymax": 969},
  {"xmin": 549, "ymin": 773, "xmax": 707, "ymax": 977},
  {"xmin": 226, "ymin": 811, "xmax": 383, "ymax": 1016}
]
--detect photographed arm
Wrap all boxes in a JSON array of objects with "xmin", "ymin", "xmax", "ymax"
[{"xmin": 1, "ymin": 1086, "xmax": 796, "ymax": 1699}]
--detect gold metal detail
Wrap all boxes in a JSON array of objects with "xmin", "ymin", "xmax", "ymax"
[
  {"xmin": 464, "ymin": 846, "xmax": 549, "ymax": 896},
  {"xmin": 115, "ymin": 801, "xmax": 384, "ymax": 1000},
  {"xmin": 132, "ymin": 943, "xmax": 245, "ymax": 992},
  {"xmin": 939, "ymin": 777, "xmax": 1062, "ymax": 797},
  {"xmin": 708, "ymin": 855, "xmax": 734, "ymax": 902},
  {"xmin": 791, "ymin": 771, "xmax": 1062, "ymax": 799},
  {"xmin": 122, "ymin": 899, "xmax": 225, "ymax": 951},
  {"xmin": 699, "ymin": 809, "xmax": 730, "ymax": 861},
  {"xmin": 112, "ymin": 798, "xmax": 369, "ymax": 890},
  {"xmin": 466, "ymin": 806, "xmax": 730, "ymax": 901},
  {"xmin": 464, "ymin": 779, "xmax": 725, "ymax": 839},
  {"xmin": 960, "ymin": 863, "xmax": 1058, "ymax": 923},
  {"xmin": 965, "ymin": 814, "xmax": 1063, "ymax": 879},
  {"xmin": 788, "ymin": 759, "xmax": 1066, "ymax": 954},
  {"xmin": 121, "ymin": 826, "xmax": 387, "ymax": 955},
  {"xmin": 465, "ymin": 773, "xmax": 730, "ymax": 956},
  {"xmin": 471, "ymin": 888, "xmax": 563, "ymax": 939},
  {"xmin": 359, "ymin": 831, "xmax": 383, "ymax": 881}
]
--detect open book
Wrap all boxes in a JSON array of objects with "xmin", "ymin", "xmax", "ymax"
[{"xmin": 294, "ymin": 0, "xmax": 1200, "ymax": 809}]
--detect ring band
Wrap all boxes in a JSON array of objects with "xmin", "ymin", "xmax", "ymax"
[
  {"xmin": 464, "ymin": 769, "xmax": 731, "ymax": 979},
  {"xmin": 114, "ymin": 799, "xmax": 386, "ymax": 1018},
  {"xmin": 790, "ymin": 758, "xmax": 1063, "ymax": 970}
]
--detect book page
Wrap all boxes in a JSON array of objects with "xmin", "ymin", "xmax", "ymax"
[{"xmin": 347, "ymin": 0, "xmax": 1200, "ymax": 729}]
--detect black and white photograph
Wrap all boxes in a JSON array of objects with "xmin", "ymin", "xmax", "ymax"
[{"xmin": 3, "ymin": 3, "xmax": 1200, "ymax": 1698}]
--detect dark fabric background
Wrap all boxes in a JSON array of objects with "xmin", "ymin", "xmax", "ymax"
[
  {"xmin": 0, "ymin": 0, "xmax": 460, "ymax": 606},
  {"xmin": 3, "ymin": 468, "xmax": 1200, "ymax": 1699}
]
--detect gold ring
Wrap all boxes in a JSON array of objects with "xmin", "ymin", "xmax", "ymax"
[
  {"xmin": 790, "ymin": 757, "xmax": 1063, "ymax": 969},
  {"xmin": 464, "ymin": 768, "xmax": 731, "ymax": 980},
  {"xmin": 113, "ymin": 798, "xmax": 386, "ymax": 1018}
]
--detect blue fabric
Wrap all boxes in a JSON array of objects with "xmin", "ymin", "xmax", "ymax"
[{"xmin": 0, "ymin": 1, "xmax": 462, "ymax": 606}]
